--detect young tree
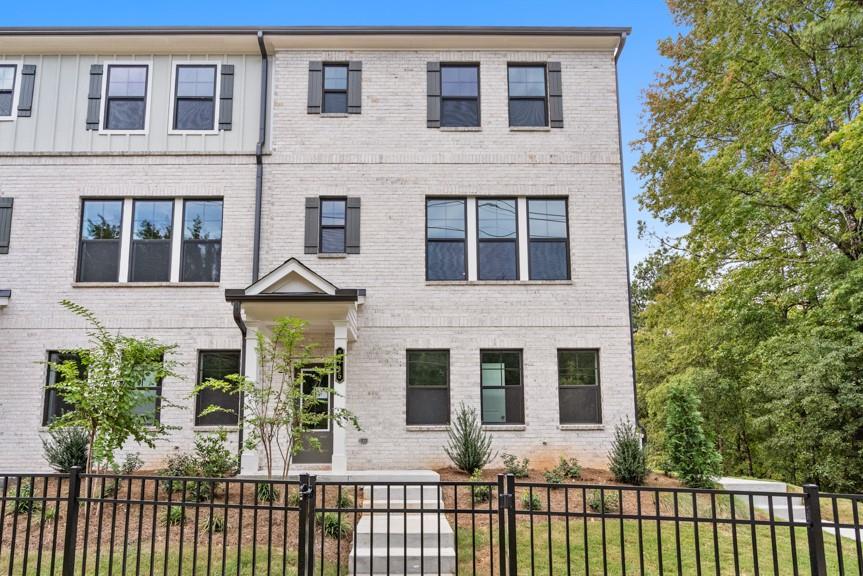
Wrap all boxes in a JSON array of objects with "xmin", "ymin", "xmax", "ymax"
[
  {"xmin": 443, "ymin": 403, "xmax": 495, "ymax": 474},
  {"xmin": 195, "ymin": 317, "xmax": 358, "ymax": 479},
  {"xmin": 47, "ymin": 300, "xmax": 179, "ymax": 472},
  {"xmin": 664, "ymin": 381, "xmax": 722, "ymax": 488}
]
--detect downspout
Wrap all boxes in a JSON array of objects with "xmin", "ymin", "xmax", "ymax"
[
  {"xmin": 613, "ymin": 32, "xmax": 641, "ymax": 434},
  {"xmin": 253, "ymin": 30, "xmax": 268, "ymax": 283}
]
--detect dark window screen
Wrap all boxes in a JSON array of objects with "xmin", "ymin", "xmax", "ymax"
[
  {"xmin": 480, "ymin": 350, "xmax": 524, "ymax": 424},
  {"xmin": 558, "ymin": 349, "xmax": 601, "ymax": 424},
  {"xmin": 323, "ymin": 65, "xmax": 348, "ymax": 113},
  {"xmin": 0, "ymin": 65, "xmax": 16, "ymax": 117},
  {"xmin": 508, "ymin": 66, "xmax": 547, "ymax": 127},
  {"xmin": 182, "ymin": 200, "xmax": 222, "ymax": 282},
  {"xmin": 174, "ymin": 65, "xmax": 216, "ymax": 130},
  {"xmin": 130, "ymin": 200, "xmax": 173, "ymax": 282},
  {"xmin": 195, "ymin": 351, "xmax": 241, "ymax": 426},
  {"xmin": 319, "ymin": 199, "xmax": 346, "ymax": 253},
  {"xmin": 477, "ymin": 199, "xmax": 518, "ymax": 280},
  {"xmin": 43, "ymin": 351, "xmax": 82, "ymax": 426},
  {"xmin": 105, "ymin": 65, "xmax": 148, "ymax": 130},
  {"xmin": 440, "ymin": 65, "xmax": 479, "ymax": 127},
  {"xmin": 528, "ymin": 199, "xmax": 569, "ymax": 280},
  {"xmin": 78, "ymin": 200, "xmax": 122, "ymax": 282},
  {"xmin": 406, "ymin": 350, "xmax": 450, "ymax": 425},
  {"xmin": 426, "ymin": 199, "xmax": 466, "ymax": 280}
]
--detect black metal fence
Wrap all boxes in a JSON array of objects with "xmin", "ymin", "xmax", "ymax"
[{"xmin": 1, "ymin": 468, "xmax": 861, "ymax": 575}]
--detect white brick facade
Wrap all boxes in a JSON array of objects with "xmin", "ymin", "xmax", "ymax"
[{"xmin": 0, "ymin": 30, "xmax": 634, "ymax": 472}]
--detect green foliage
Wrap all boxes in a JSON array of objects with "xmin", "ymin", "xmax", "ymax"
[
  {"xmin": 664, "ymin": 382, "xmax": 722, "ymax": 488},
  {"xmin": 194, "ymin": 431, "xmax": 237, "ymax": 478},
  {"xmin": 202, "ymin": 514, "xmax": 225, "ymax": 534},
  {"xmin": 287, "ymin": 490, "xmax": 302, "ymax": 507},
  {"xmin": 543, "ymin": 457, "xmax": 581, "ymax": 484},
  {"xmin": 11, "ymin": 481, "xmax": 37, "ymax": 515},
  {"xmin": 470, "ymin": 470, "xmax": 491, "ymax": 503},
  {"xmin": 336, "ymin": 492, "xmax": 353, "ymax": 509},
  {"xmin": 41, "ymin": 506, "xmax": 57, "ymax": 523},
  {"xmin": 587, "ymin": 490, "xmax": 619, "ymax": 514},
  {"xmin": 255, "ymin": 483, "xmax": 280, "ymax": 503},
  {"xmin": 520, "ymin": 491, "xmax": 542, "ymax": 511},
  {"xmin": 501, "ymin": 453, "xmax": 530, "ymax": 478},
  {"xmin": 542, "ymin": 469, "xmax": 563, "ymax": 485},
  {"xmin": 608, "ymin": 417, "xmax": 647, "ymax": 486},
  {"xmin": 443, "ymin": 403, "xmax": 495, "ymax": 474},
  {"xmin": 112, "ymin": 452, "xmax": 144, "ymax": 475},
  {"xmin": 161, "ymin": 506, "xmax": 185, "ymax": 527},
  {"xmin": 46, "ymin": 300, "xmax": 180, "ymax": 472},
  {"xmin": 42, "ymin": 427, "xmax": 89, "ymax": 472},
  {"xmin": 316, "ymin": 512, "xmax": 351, "ymax": 539}
]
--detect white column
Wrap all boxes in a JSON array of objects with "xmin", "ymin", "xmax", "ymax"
[
  {"xmin": 239, "ymin": 325, "xmax": 260, "ymax": 476},
  {"xmin": 517, "ymin": 197, "xmax": 529, "ymax": 281},
  {"xmin": 169, "ymin": 199, "xmax": 183, "ymax": 282},
  {"xmin": 466, "ymin": 197, "xmax": 478, "ymax": 281},
  {"xmin": 118, "ymin": 198, "xmax": 134, "ymax": 283},
  {"xmin": 331, "ymin": 320, "xmax": 349, "ymax": 473}
]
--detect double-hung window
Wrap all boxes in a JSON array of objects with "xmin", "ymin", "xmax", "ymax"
[
  {"xmin": 130, "ymin": 200, "xmax": 173, "ymax": 282},
  {"xmin": 42, "ymin": 351, "xmax": 81, "ymax": 425},
  {"xmin": 135, "ymin": 369, "xmax": 162, "ymax": 425},
  {"xmin": 174, "ymin": 65, "xmax": 217, "ymax": 131},
  {"xmin": 181, "ymin": 199, "xmax": 223, "ymax": 282},
  {"xmin": 440, "ymin": 65, "xmax": 479, "ymax": 127},
  {"xmin": 426, "ymin": 198, "xmax": 466, "ymax": 280},
  {"xmin": 480, "ymin": 350, "xmax": 524, "ymax": 425},
  {"xmin": 195, "ymin": 350, "xmax": 241, "ymax": 427},
  {"xmin": 322, "ymin": 65, "xmax": 348, "ymax": 114},
  {"xmin": 0, "ymin": 65, "xmax": 16, "ymax": 118},
  {"xmin": 477, "ymin": 199, "xmax": 518, "ymax": 280},
  {"xmin": 406, "ymin": 350, "xmax": 450, "ymax": 426},
  {"xmin": 508, "ymin": 65, "xmax": 548, "ymax": 127},
  {"xmin": 78, "ymin": 200, "xmax": 123, "ymax": 282},
  {"xmin": 558, "ymin": 349, "xmax": 601, "ymax": 424},
  {"xmin": 105, "ymin": 65, "xmax": 148, "ymax": 131},
  {"xmin": 319, "ymin": 199, "xmax": 346, "ymax": 253},
  {"xmin": 527, "ymin": 199, "xmax": 569, "ymax": 280}
]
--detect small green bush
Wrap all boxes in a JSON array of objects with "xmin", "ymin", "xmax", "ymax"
[
  {"xmin": 112, "ymin": 452, "xmax": 144, "ymax": 475},
  {"xmin": 543, "ymin": 456, "xmax": 582, "ymax": 484},
  {"xmin": 41, "ymin": 506, "xmax": 57, "ymax": 523},
  {"xmin": 444, "ymin": 403, "xmax": 495, "ymax": 474},
  {"xmin": 42, "ymin": 428, "xmax": 89, "ymax": 473},
  {"xmin": 102, "ymin": 479, "xmax": 119, "ymax": 498},
  {"xmin": 202, "ymin": 514, "xmax": 225, "ymax": 534},
  {"xmin": 665, "ymin": 383, "xmax": 722, "ymax": 488},
  {"xmin": 587, "ymin": 490, "xmax": 620, "ymax": 514},
  {"xmin": 608, "ymin": 417, "xmax": 648, "ymax": 485},
  {"xmin": 12, "ymin": 482, "xmax": 38, "ymax": 515},
  {"xmin": 317, "ymin": 512, "xmax": 351, "ymax": 539},
  {"xmin": 161, "ymin": 505, "xmax": 185, "ymax": 527},
  {"xmin": 501, "ymin": 453, "xmax": 530, "ymax": 478},
  {"xmin": 287, "ymin": 490, "xmax": 302, "ymax": 507},
  {"xmin": 520, "ymin": 491, "xmax": 542, "ymax": 511},
  {"xmin": 542, "ymin": 468, "xmax": 564, "ymax": 484},
  {"xmin": 256, "ymin": 482, "xmax": 280, "ymax": 503},
  {"xmin": 470, "ymin": 470, "xmax": 491, "ymax": 503},
  {"xmin": 336, "ymin": 492, "xmax": 353, "ymax": 509},
  {"xmin": 194, "ymin": 432, "xmax": 237, "ymax": 478}
]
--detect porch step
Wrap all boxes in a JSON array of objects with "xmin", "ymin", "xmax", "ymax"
[
  {"xmin": 354, "ymin": 512, "xmax": 455, "ymax": 549},
  {"xmin": 348, "ymin": 545, "xmax": 457, "ymax": 575},
  {"xmin": 367, "ymin": 484, "xmax": 443, "ymax": 502}
]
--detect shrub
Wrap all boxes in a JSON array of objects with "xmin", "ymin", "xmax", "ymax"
[
  {"xmin": 587, "ymin": 489, "xmax": 620, "ymax": 514},
  {"xmin": 665, "ymin": 383, "xmax": 722, "ymax": 488},
  {"xmin": 336, "ymin": 492, "xmax": 353, "ymax": 509},
  {"xmin": 520, "ymin": 491, "xmax": 542, "ymax": 511},
  {"xmin": 256, "ymin": 482, "xmax": 280, "ymax": 503},
  {"xmin": 159, "ymin": 452, "xmax": 207, "ymax": 499},
  {"xmin": 202, "ymin": 514, "xmax": 225, "ymax": 534},
  {"xmin": 12, "ymin": 481, "xmax": 38, "ymax": 515},
  {"xmin": 501, "ymin": 453, "xmax": 530, "ymax": 478},
  {"xmin": 42, "ymin": 428, "xmax": 89, "ymax": 472},
  {"xmin": 317, "ymin": 512, "xmax": 351, "ymax": 539},
  {"xmin": 543, "ymin": 457, "xmax": 581, "ymax": 484},
  {"xmin": 542, "ymin": 469, "xmax": 563, "ymax": 484},
  {"xmin": 112, "ymin": 452, "xmax": 144, "ymax": 475},
  {"xmin": 608, "ymin": 417, "xmax": 648, "ymax": 485},
  {"xmin": 102, "ymin": 479, "xmax": 119, "ymax": 498},
  {"xmin": 194, "ymin": 432, "xmax": 237, "ymax": 478},
  {"xmin": 41, "ymin": 506, "xmax": 57, "ymax": 523},
  {"xmin": 161, "ymin": 505, "xmax": 185, "ymax": 527},
  {"xmin": 470, "ymin": 470, "xmax": 491, "ymax": 503},
  {"xmin": 444, "ymin": 403, "xmax": 495, "ymax": 474},
  {"xmin": 287, "ymin": 490, "xmax": 302, "ymax": 507}
]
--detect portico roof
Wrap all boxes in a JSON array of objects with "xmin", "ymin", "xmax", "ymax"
[{"xmin": 224, "ymin": 258, "xmax": 366, "ymax": 304}]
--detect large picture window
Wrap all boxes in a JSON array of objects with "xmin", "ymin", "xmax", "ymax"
[
  {"xmin": 477, "ymin": 199, "xmax": 518, "ymax": 280},
  {"xmin": 480, "ymin": 350, "xmax": 524, "ymax": 425},
  {"xmin": 105, "ymin": 65, "xmax": 148, "ymax": 131},
  {"xmin": 426, "ymin": 198, "xmax": 466, "ymax": 281},
  {"xmin": 440, "ymin": 65, "xmax": 479, "ymax": 127},
  {"xmin": 174, "ymin": 65, "xmax": 217, "ymax": 131},
  {"xmin": 78, "ymin": 199, "xmax": 123, "ymax": 282},
  {"xmin": 130, "ymin": 200, "xmax": 173, "ymax": 282},
  {"xmin": 558, "ymin": 349, "xmax": 601, "ymax": 424},
  {"xmin": 508, "ymin": 65, "xmax": 547, "ymax": 127},
  {"xmin": 195, "ymin": 350, "xmax": 241, "ymax": 426},
  {"xmin": 527, "ymin": 199, "xmax": 569, "ymax": 280},
  {"xmin": 181, "ymin": 199, "xmax": 223, "ymax": 282},
  {"xmin": 406, "ymin": 350, "xmax": 450, "ymax": 425}
]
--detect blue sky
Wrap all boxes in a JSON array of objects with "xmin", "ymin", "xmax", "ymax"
[{"xmin": 4, "ymin": 0, "xmax": 682, "ymax": 269}]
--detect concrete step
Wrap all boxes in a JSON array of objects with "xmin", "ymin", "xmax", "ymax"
[
  {"xmin": 348, "ymin": 546, "xmax": 457, "ymax": 575},
  {"xmin": 362, "ymin": 499, "xmax": 444, "ymax": 510},
  {"xmin": 355, "ymin": 513, "xmax": 455, "ymax": 549},
  {"xmin": 367, "ymin": 485, "xmax": 444, "ymax": 503}
]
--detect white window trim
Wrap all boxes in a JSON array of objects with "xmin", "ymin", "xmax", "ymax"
[
  {"xmin": 98, "ymin": 60, "xmax": 153, "ymax": 135},
  {"xmin": 167, "ymin": 60, "xmax": 222, "ymax": 136},
  {"xmin": 0, "ymin": 60, "xmax": 24, "ymax": 122}
]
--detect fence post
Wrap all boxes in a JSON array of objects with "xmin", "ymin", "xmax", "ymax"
[
  {"xmin": 297, "ymin": 473, "xmax": 309, "ymax": 576},
  {"xmin": 505, "ymin": 473, "xmax": 518, "ymax": 576},
  {"xmin": 803, "ymin": 484, "xmax": 827, "ymax": 576},
  {"xmin": 496, "ymin": 475, "xmax": 508, "ymax": 574},
  {"xmin": 61, "ymin": 466, "xmax": 81, "ymax": 576},
  {"xmin": 305, "ymin": 475, "xmax": 317, "ymax": 576}
]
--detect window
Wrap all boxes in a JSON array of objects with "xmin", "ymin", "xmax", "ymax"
[
  {"xmin": 104, "ymin": 65, "xmax": 148, "ymax": 131},
  {"xmin": 301, "ymin": 368, "xmax": 331, "ymax": 430},
  {"xmin": 42, "ymin": 351, "xmax": 81, "ymax": 426},
  {"xmin": 477, "ymin": 199, "xmax": 518, "ymax": 280},
  {"xmin": 440, "ymin": 65, "xmax": 479, "ymax": 127},
  {"xmin": 319, "ymin": 199, "xmax": 346, "ymax": 253},
  {"xmin": 480, "ymin": 350, "xmax": 524, "ymax": 424},
  {"xmin": 426, "ymin": 199, "xmax": 466, "ymax": 281},
  {"xmin": 528, "ymin": 199, "xmax": 569, "ymax": 280},
  {"xmin": 0, "ymin": 65, "xmax": 16, "ymax": 118},
  {"xmin": 406, "ymin": 350, "xmax": 450, "ymax": 425},
  {"xmin": 558, "ymin": 349, "xmax": 601, "ymax": 424},
  {"xmin": 322, "ymin": 65, "xmax": 348, "ymax": 114},
  {"xmin": 195, "ymin": 351, "xmax": 241, "ymax": 426},
  {"xmin": 135, "ymin": 369, "xmax": 162, "ymax": 425},
  {"xmin": 508, "ymin": 65, "xmax": 547, "ymax": 127},
  {"xmin": 174, "ymin": 65, "xmax": 217, "ymax": 131},
  {"xmin": 130, "ymin": 200, "xmax": 173, "ymax": 282},
  {"xmin": 78, "ymin": 200, "xmax": 123, "ymax": 282},
  {"xmin": 181, "ymin": 199, "xmax": 223, "ymax": 282}
]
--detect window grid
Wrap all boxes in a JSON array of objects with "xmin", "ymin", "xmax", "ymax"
[
  {"xmin": 479, "ymin": 349, "xmax": 524, "ymax": 425},
  {"xmin": 527, "ymin": 198, "xmax": 570, "ymax": 280},
  {"xmin": 440, "ymin": 64, "xmax": 480, "ymax": 127},
  {"xmin": 477, "ymin": 198, "xmax": 519, "ymax": 281},
  {"xmin": 105, "ymin": 65, "xmax": 148, "ymax": 131},
  {"xmin": 195, "ymin": 350, "xmax": 241, "ymax": 427},
  {"xmin": 129, "ymin": 199, "xmax": 174, "ymax": 282},
  {"xmin": 426, "ymin": 198, "xmax": 467, "ymax": 281},
  {"xmin": 77, "ymin": 199, "xmax": 123, "ymax": 282},
  {"xmin": 181, "ymin": 199, "xmax": 224, "ymax": 283},
  {"xmin": 0, "ymin": 65, "xmax": 16, "ymax": 117},
  {"xmin": 322, "ymin": 64, "xmax": 348, "ymax": 114},
  {"xmin": 406, "ymin": 350, "xmax": 451, "ymax": 426},
  {"xmin": 173, "ymin": 64, "xmax": 217, "ymax": 131},
  {"xmin": 319, "ymin": 198, "xmax": 347, "ymax": 253},
  {"xmin": 507, "ymin": 64, "xmax": 548, "ymax": 127},
  {"xmin": 558, "ymin": 349, "xmax": 602, "ymax": 424}
]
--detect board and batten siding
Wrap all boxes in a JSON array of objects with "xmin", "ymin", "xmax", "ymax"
[{"xmin": 0, "ymin": 54, "xmax": 263, "ymax": 154}]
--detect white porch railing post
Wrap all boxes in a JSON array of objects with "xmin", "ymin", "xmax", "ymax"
[
  {"xmin": 331, "ymin": 320, "xmax": 349, "ymax": 473},
  {"xmin": 240, "ymin": 325, "xmax": 260, "ymax": 476}
]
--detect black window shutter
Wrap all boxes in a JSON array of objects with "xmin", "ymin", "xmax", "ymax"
[
  {"xmin": 218, "ymin": 64, "xmax": 234, "ymax": 131},
  {"xmin": 16, "ymin": 65, "xmax": 36, "ymax": 118},
  {"xmin": 86, "ymin": 64, "xmax": 103, "ymax": 130},
  {"xmin": 427, "ymin": 62, "xmax": 441, "ymax": 128},
  {"xmin": 548, "ymin": 62, "xmax": 564, "ymax": 128},
  {"xmin": 304, "ymin": 197, "xmax": 320, "ymax": 254},
  {"xmin": 0, "ymin": 198, "xmax": 13, "ymax": 255},
  {"xmin": 307, "ymin": 61, "xmax": 323, "ymax": 114},
  {"xmin": 347, "ymin": 61, "xmax": 362, "ymax": 114},
  {"xmin": 345, "ymin": 197, "xmax": 361, "ymax": 254}
]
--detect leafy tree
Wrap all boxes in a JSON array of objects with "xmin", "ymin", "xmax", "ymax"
[
  {"xmin": 195, "ymin": 317, "xmax": 359, "ymax": 479},
  {"xmin": 664, "ymin": 380, "xmax": 722, "ymax": 488},
  {"xmin": 608, "ymin": 417, "xmax": 647, "ymax": 485},
  {"xmin": 47, "ymin": 300, "xmax": 179, "ymax": 472}
]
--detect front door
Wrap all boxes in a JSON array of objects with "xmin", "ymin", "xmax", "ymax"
[{"xmin": 293, "ymin": 367, "xmax": 334, "ymax": 465}]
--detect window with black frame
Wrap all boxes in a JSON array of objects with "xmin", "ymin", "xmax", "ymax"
[
  {"xmin": 477, "ymin": 198, "xmax": 518, "ymax": 280},
  {"xmin": 134, "ymin": 369, "xmax": 162, "ymax": 425},
  {"xmin": 508, "ymin": 65, "xmax": 548, "ymax": 127},
  {"xmin": 129, "ymin": 200, "xmax": 173, "ymax": 282},
  {"xmin": 406, "ymin": 350, "xmax": 450, "ymax": 425},
  {"xmin": 558, "ymin": 349, "xmax": 601, "ymax": 424},
  {"xmin": 440, "ymin": 65, "xmax": 479, "ymax": 127},
  {"xmin": 174, "ymin": 65, "xmax": 217, "ymax": 130},
  {"xmin": 181, "ymin": 199, "xmax": 222, "ymax": 282},
  {"xmin": 528, "ymin": 198, "xmax": 569, "ymax": 280},
  {"xmin": 322, "ymin": 64, "xmax": 348, "ymax": 114},
  {"xmin": 195, "ymin": 350, "xmax": 241, "ymax": 426},
  {"xmin": 319, "ymin": 198, "xmax": 346, "ymax": 253},
  {"xmin": 105, "ymin": 65, "xmax": 148, "ymax": 131},
  {"xmin": 42, "ymin": 351, "xmax": 81, "ymax": 426},
  {"xmin": 426, "ymin": 198, "xmax": 466, "ymax": 280},
  {"xmin": 480, "ymin": 350, "xmax": 524, "ymax": 425},
  {"xmin": 78, "ymin": 199, "xmax": 123, "ymax": 282},
  {"xmin": 0, "ymin": 65, "xmax": 16, "ymax": 118}
]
